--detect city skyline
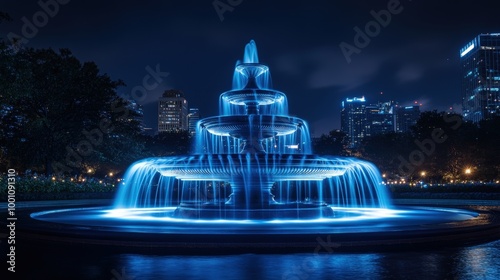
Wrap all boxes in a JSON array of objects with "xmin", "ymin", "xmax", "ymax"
[
  {"xmin": 340, "ymin": 96, "xmax": 420, "ymax": 147},
  {"xmin": 2, "ymin": 0, "xmax": 500, "ymax": 136}
]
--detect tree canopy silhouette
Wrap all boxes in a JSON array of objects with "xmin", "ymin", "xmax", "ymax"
[{"xmin": 0, "ymin": 44, "xmax": 146, "ymax": 175}]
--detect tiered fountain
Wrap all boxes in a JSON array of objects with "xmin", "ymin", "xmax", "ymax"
[
  {"xmin": 112, "ymin": 40, "xmax": 391, "ymax": 220},
  {"xmin": 29, "ymin": 40, "xmax": 497, "ymax": 251}
]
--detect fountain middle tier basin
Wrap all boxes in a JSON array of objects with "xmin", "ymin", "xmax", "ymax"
[
  {"xmin": 221, "ymin": 88, "xmax": 286, "ymax": 106},
  {"xmin": 146, "ymin": 154, "xmax": 355, "ymax": 181},
  {"xmin": 199, "ymin": 115, "xmax": 304, "ymax": 140}
]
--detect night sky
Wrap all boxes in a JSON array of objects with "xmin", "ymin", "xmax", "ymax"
[{"xmin": 2, "ymin": 0, "xmax": 500, "ymax": 136}]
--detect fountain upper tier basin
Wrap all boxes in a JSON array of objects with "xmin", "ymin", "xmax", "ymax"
[
  {"xmin": 143, "ymin": 154, "xmax": 354, "ymax": 181},
  {"xmin": 235, "ymin": 63, "xmax": 269, "ymax": 77},
  {"xmin": 231, "ymin": 63, "xmax": 273, "ymax": 90},
  {"xmin": 199, "ymin": 115, "xmax": 304, "ymax": 139}
]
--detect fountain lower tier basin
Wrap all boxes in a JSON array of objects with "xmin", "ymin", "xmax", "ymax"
[
  {"xmin": 20, "ymin": 205, "xmax": 500, "ymax": 252},
  {"xmin": 174, "ymin": 202, "xmax": 335, "ymax": 219},
  {"xmin": 152, "ymin": 154, "xmax": 353, "ymax": 180},
  {"xmin": 199, "ymin": 115, "xmax": 303, "ymax": 139}
]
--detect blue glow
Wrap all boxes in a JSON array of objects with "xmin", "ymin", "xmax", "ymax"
[
  {"xmin": 110, "ymin": 40, "xmax": 392, "ymax": 219},
  {"xmin": 112, "ymin": 155, "xmax": 391, "ymax": 211},
  {"xmin": 31, "ymin": 206, "xmax": 478, "ymax": 235},
  {"xmin": 346, "ymin": 97, "xmax": 366, "ymax": 102},
  {"xmin": 243, "ymin": 39, "xmax": 259, "ymax": 63},
  {"xmin": 460, "ymin": 42, "xmax": 475, "ymax": 57}
]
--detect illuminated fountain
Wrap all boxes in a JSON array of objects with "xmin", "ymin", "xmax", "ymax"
[
  {"xmin": 29, "ymin": 40, "xmax": 498, "ymax": 250},
  {"xmin": 112, "ymin": 39, "xmax": 391, "ymax": 220}
]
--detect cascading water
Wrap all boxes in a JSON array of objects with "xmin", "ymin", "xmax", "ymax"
[{"xmin": 113, "ymin": 40, "xmax": 391, "ymax": 219}]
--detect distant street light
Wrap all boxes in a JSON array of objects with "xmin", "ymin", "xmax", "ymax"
[
  {"xmin": 420, "ymin": 171, "xmax": 426, "ymax": 177},
  {"xmin": 465, "ymin": 168, "xmax": 472, "ymax": 175}
]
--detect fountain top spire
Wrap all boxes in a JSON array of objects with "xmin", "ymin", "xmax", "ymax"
[
  {"xmin": 232, "ymin": 40, "xmax": 272, "ymax": 90},
  {"xmin": 243, "ymin": 39, "xmax": 259, "ymax": 63}
]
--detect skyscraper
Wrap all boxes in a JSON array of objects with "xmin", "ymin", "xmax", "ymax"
[
  {"xmin": 461, "ymin": 33, "xmax": 500, "ymax": 123},
  {"xmin": 395, "ymin": 105, "xmax": 420, "ymax": 133},
  {"xmin": 158, "ymin": 89, "xmax": 188, "ymax": 133},
  {"xmin": 125, "ymin": 99, "xmax": 144, "ymax": 130},
  {"xmin": 187, "ymin": 108, "xmax": 200, "ymax": 136},
  {"xmin": 366, "ymin": 101, "xmax": 395, "ymax": 136},
  {"xmin": 341, "ymin": 97, "xmax": 367, "ymax": 147}
]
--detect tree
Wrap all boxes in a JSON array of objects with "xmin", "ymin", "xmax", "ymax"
[
  {"xmin": 313, "ymin": 130, "xmax": 348, "ymax": 156},
  {"xmin": 476, "ymin": 117, "xmax": 500, "ymax": 180},
  {"xmin": 0, "ymin": 46, "xmax": 146, "ymax": 175},
  {"xmin": 408, "ymin": 111, "xmax": 480, "ymax": 182},
  {"xmin": 359, "ymin": 132, "xmax": 414, "ymax": 178}
]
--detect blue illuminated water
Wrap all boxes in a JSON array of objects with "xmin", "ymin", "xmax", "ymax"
[
  {"xmin": 232, "ymin": 39, "xmax": 273, "ymax": 90},
  {"xmin": 243, "ymin": 39, "xmax": 259, "ymax": 64},
  {"xmin": 112, "ymin": 40, "xmax": 392, "ymax": 220},
  {"xmin": 113, "ymin": 155, "xmax": 391, "ymax": 211}
]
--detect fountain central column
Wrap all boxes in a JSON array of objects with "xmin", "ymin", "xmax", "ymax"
[{"xmin": 226, "ymin": 176, "xmax": 277, "ymax": 209}]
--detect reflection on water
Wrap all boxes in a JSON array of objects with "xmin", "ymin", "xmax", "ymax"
[
  {"xmin": 455, "ymin": 245, "xmax": 500, "ymax": 279},
  {"xmin": 10, "ymin": 239, "xmax": 499, "ymax": 280}
]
